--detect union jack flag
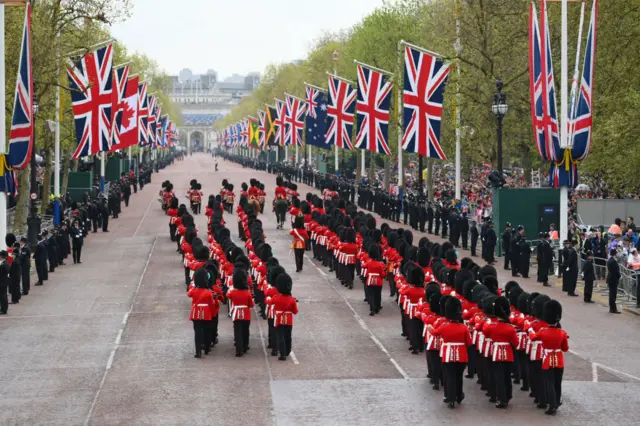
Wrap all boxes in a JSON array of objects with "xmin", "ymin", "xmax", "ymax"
[
  {"xmin": 67, "ymin": 43, "xmax": 114, "ymax": 159},
  {"xmin": 111, "ymin": 65, "xmax": 130, "ymax": 148},
  {"xmin": 8, "ymin": 2, "xmax": 33, "ymax": 170},
  {"xmin": 354, "ymin": 64, "xmax": 393, "ymax": 155},
  {"xmin": 274, "ymin": 99, "xmax": 287, "ymax": 147},
  {"xmin": 401, "ymin": 45, "xmax": 450, "ymax": 159},
  {"xmin": 138, "ymin": 82, "xmax": 149, "ymax": 146},
  {"xmin": 240, "ymin": 120, "xmax": 249, "ymax": 147},
  {"xmin": 258, "ymin": 110, "xmax": 267, "ymax": 148},
  {"xmin": 284, "ymin": 94, "xmax": 306, "ymax": 147},
  {"xmin": 326, "ymin": 76, "xmax": 356, "ymax": 150},
  {"xmin": 529, "ymin": 1, "xmax": 561, "ymax": 163},
  {"xmin": 569, "ymin": 0, "xmax": 597, "ymax": 162},
  {"xmin": 147, "ymin": 95, "xmax": 157, "ymax": 147}
]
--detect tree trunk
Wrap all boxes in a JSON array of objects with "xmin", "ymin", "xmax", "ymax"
[
  {"xmin": 62, "ymin": 150, "xmax": 72, "ymax": 195},
  {"xmin": 40, "ymin": 147, "xmax": 53, "ymax": 214},
  {"xmin": 12, "ymin": 170, "xmax": 31, "ymax": 235},
  {"xmin": 384, "ymin": 156, "xmax": 390, "ymax": 190},
  {"xmin": 427, "ymin": 159, "xmax": 434, "ymax": 202}
]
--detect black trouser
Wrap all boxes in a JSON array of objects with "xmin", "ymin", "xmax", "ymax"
[
  {"xmin": 233, "ymin": 320, "xmax": 250, "ymax": 354},
  {"xmin": 608, "ymin": 282, "xmax": 618, "ymax": 312},
  {"xmin": 504, "ymin": 251, "xmax": 511, "ymax": 270},
  {"xmin": 470, "ymin": 236, "xmax": 477, "ymax": 256},
  {"xmin": 124, "ymin": 195, "xmax": 130, "ymax": 207},
  {"xmin": 192, "ymin": 320, "xmax": 208, "ymax": 355},
  {"xmin": 102, "ymin": 216, "xmax": 109, "ymax": 231},
  {"xmin": 565, "ymin": 272, "xmax": 577, "ymax": 294},
  {"xmin": 184, "ymin": 267, "xmax": 191, "ymax": 287},
  {"xmin": 294, "ymin": 248, "xmax": 304, "ymax": 271},
  {"xmin": 48, "ymin": 253, "xmax": 57, "ymax": 272},
  {"xmin": 276, "ymin": 325, "xmax": 293, "ymax": 357},
  {"xmin": 72, "ymin": 245, "xmax": 82, "ymax": 263},
  {"xmin": 368, "ymin": 285, "xmax": 382, "ymax": 312},
  {"xmin": 443, "ymin": 362, "xmax": 465, "ymax": 403},
  {"xmin": 268, "ymin": 318, "xmax": 277, "ymax": 352},
  {"xmin": 492, "ymin": 361, "xmax": 512, "ymax": 403},
  {"xmin": 0, "ymin": 283, "xmax": 7, "ymax": 313},
  {"xmin": 169, "ymin": 224, "xmax": 177, "ymax": 242},
  {"xmin": 35, "ymin": 259, "xmax": 48, "ymax": 281},
  {"xmin": 21, "ymin": 268, "xmax": 30, "ymax": 294},
  {"xmin": 345, "ymin": 264, "xmax": 355, "ymax": 287},
  {"xmin": 584, "ymin": 279, "xmax": 594, "ymax": 302},
  {"xmin": 427, "ymin": 350, "xmax": 442, "ymax": 385},
  {"xmin": 210, "ymin": 315, "xmax": 219, "ymax": 345},
  {"xmin": 410, "ymin": 318, "xmax": 422, "ymax": 351},
  {"xmin": 466, "ymin": 345, "xmax": 476, "ymax": 377},
  {"xmin": 92, "ymin": 219, "xmax": 98, "ymax": 232},
  {"xmin": 9, "ymin": 280, "xmax": 21, "ymax": 303},
  {"xmin": 530, "ymin": 360, "xmax": 543, "ymax": 403},
  {"xmin": 461, "ymin": 231, "xmax": 468, "ymax": 249},
  {"xmin": 518, "ymin": 351, "xmax": 529, "ymax": 390},
  {"xmin": 542, "ymin": 368, "xmax": 563, "ymax": 409}
]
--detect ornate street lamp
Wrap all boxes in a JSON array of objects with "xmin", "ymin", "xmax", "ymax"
[{"xmin": 491, "ymin": 78, "xmax": 508, "ymax": 177}]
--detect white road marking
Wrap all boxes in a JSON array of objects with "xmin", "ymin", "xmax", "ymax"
[
  {"xmin": 133, "ymin": 190, "xmax": 156, "ymax": 237},
  {"xmin": 84, "ymin": 237, "xmax": 157, "ymax": 426},
  {"xmin": 254, "ymin": 309, "xmax": 275, "ymax": 382},
  {"xmin": 592, "ymin": 362, "xmax": 599, "ymax": 382},
  {"xmin": 290, "ymin": 350, "xmax": 299, "ymax": 365},
  {"xmin": 305, "ymin": 256, "xmax": 409, "ymax": 380}
]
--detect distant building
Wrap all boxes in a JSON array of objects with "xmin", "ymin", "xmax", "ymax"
[{"xmin": 170, "ymin": 68, "xmax": 260, "ymax": 148}]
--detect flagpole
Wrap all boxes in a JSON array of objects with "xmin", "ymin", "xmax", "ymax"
[
  {"xmin": 100, "ymin": 152, "xmax": 105, "ymax": 193},
  {"xmin": 560, "ymin": 0, "xmax": 569, "ymax": 247},
  {"xmin": 54, "ymin": 26, "xmax": 61, "ymax": 225},
  {"xmin": 361, "ymin": 150, "xmax": 366, "ymax": 177},
  {"xmin": 396, "ymin": 41, "xmax": 404, "ymax": 190},
  {"xmin": 454, "ymin": 0, "xmax": 462, "ymax": 201},
  {"xmin": 0, "ymin": 3, "xmax": 6, "ymax": 249},
  {"xmin": 331, "ymin": 51, "xmax": 339, "ymax": 174}
]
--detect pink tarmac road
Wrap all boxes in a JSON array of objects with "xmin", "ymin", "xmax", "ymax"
[{"xmin": 1, "ymin": 153, "xmax": 639, "ymax": 425}]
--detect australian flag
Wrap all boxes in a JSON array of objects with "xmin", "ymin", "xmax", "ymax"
[
  {"xmin": 305, "ymin": 86, "xmax": 329, "ymax": 150},
  {"xmin": 8, "ymin": 3, "xmax": 34, "ymax": 170}
]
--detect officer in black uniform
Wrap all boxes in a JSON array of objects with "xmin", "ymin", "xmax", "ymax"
[{"xmin": 502, "ymin": 222, "xmax": 513, "ymax": 270}]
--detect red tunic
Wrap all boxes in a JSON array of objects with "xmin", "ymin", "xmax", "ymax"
[
  {"xmin": 275, "ymin": 186, "xmax": 287, "ymax": 200},
  {"xmin": 482, "ymin": 320, "xmax": 519, "ymax": 362},
  {"xmin": 362, "ymin": 260, "xmax": 386, "ymax": 286},
  {"xmin": 271, "ymin": 294, "xmax": 299, "ymax": 327},
  {"xmin": 290, "ymin": 229, "xmax": 309, "ymax": 249},
  {"xmin": 188, "ymin": 288, "xmax": 215, "ymax": 320},
  {"xmin": 431, "ymin": 322, "xmax": 472, "ymax": 362},
  {"xmin": 226, "ymin": 289, "xmax": 254, "ymax": 321},
  {"xmin": 529, "ymin": 327, "xmax": 569, "ymax": 369}
]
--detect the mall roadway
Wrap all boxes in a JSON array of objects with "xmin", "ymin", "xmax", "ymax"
[{"xmin": 1, "ymin": 154, "xmax": 639, "ymax": 426}]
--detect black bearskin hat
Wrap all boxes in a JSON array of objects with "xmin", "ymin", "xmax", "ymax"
[
  {"xmin": 194, "ymin": 245, "xmax": 210, "ymax": 261},
  {"xmin": 184, "ymin": 228, "xmax": 197, "ymax": 244},
  {"xmin": 481, "ymin": 294, "xmax": 499, "ymax": 316},
  {"xmin": 460, "ymin": 257, "xmax": 474, "ymax": 270},
  {"xmin": 440, "ymin": 295, "xmax": 453, "ymax": 317},
  {"xmin": 532, "ymin": 294, "xmax": 551, "ymax": 320},
  {"xmin": 508, "ymin": 286, "xmax": 524, "ymax": 308},
  {"xmin": 306, "ymin": 193, "xmax": 313, "ymax": 202},
  {"xmin": 454, "ymin": 269, "xmax": 474, "ymax": 295},
  {"xmin": 471, "ymin": 284, "xmax": 489, "ymax": 304},
  {"xmin": 250, "ymin": 178, "xmax": 257, "ymax": 187},
  {"xmin": 438, "ymin": 267, "xmax": 450, "ymax": 284},
  {"xmin": 259, "ymin": 244, "xmax": 273, "ymax": 262},
  {"xmin": 447, "ymin": 269, "xmax": 457, "ymax": 288},
  {"xmin": 445, "ymin": 249, "xmax": 457, "ymax": 265},
  {"xmin": 276, "ymin": 176, "xmax": 284, "ymax": 186},
  {"xmin": 504, "ymin": 281, "xmax": 521, "ymax": 299},
  {"xmin": 193, "ymin": 268, "xmax": 208, "ymax": 289},
  {"xmin": 342, "ymin": 216, "xmax": 353, "ymax": 228},
  {"xmin": 445, "ymin": 297, "xmax": 463, "ymax": 322},
  {"xmin": 483, "ymin": 275, "xmax": 499, "ymax": 295},
  {"xmin": 418, "ymin": 237, "xmax": 429, "ymax": 248},
  {"xmin": 403, "ymin": 229, "xmax": 414, "ymax": 246},
  {"xmin": 292, "ymin": 198, "xmax": 301, "ymax": 208},
  {"xmin": 440, "ymin": 242, "xmax": 454, "ymax": 258},
  {"xmin": 425, "ymin": 282, "xmax": 441, "ymax": 302},
  {"xmin": 493, "ymin": 296, "xmax": 511, "ymax": 321},
  {"xmin": 241, "ymin": 182, "xmax": 248, "ymax": 192},
  {"xmin": 526, "ymin": 292, "xmax": 541, "ymax": 316},
  {"xmin": 405, "ymin": 246, "xmax": 418, "ymax": 263},
  {"xmin": 430, "ymin": 243, "xmax": 441, "ymax": 259},
  {"xmin": 380, "ymin": 223, "xmax": 389, "ymax": 236},
  {"xmin": 463, "ymin": 280, "xmax": 478, "ymax": 301},
  {"xmin": 418, "ymin": 247, "xmax": 432, "ymax": 268},
  {"xmin": 293, "ymin": 215, "xmax": 305, "ymax": 229},
  {"xmin": 543, "ymin": 299, "xmax": 562, "ymax": 325},
  {"xmin": 165, "ymin": 183, "xmax": 173, "ymax": 192},
  {"xmin": 479, "ymin": 265, "xmax": 497, "ymax": 281},
  {"xmin": 343, "ymin": 228, "xmax": 356, "ymax": 243},
  {"xmin": 232, "ymin": 269, "xmax": 248, "ymax": 290},
  {"xmin": 190, "ymin": 179, "xmax": 197, "ymax": 189},
  {"xmin": 301, "ymin": 203, "xmax": 311, "ymax": 215},
  {"xmin": 5, "ymin": 233, "xmax": 16, "ymax": 248},
  {"xmin": 366, "ymin": 215, "xmax": 376, "ymax": 231},
  {"xmin": 387, "ymin": 231, "xmax": 399, "ymax": 250},
  {"xmin": 227, "ymin": 183, "xmax": 234, "ymax": 192},
  {"xmin": 372, "ymin": 229, "xmax": 382, "ymax": 244},
  {"xmin": 517, "ymin": 292, "xmax": 531, "ymax": 315},
  {"xmin": 268, "ymin": 265, "xmax": 286, "ymax": 285},
  {"xmin": 169, "ymin": 197, "xmax": 179, "ymax": 209},
  {"xmin": 276, "ymin": 273, "xmax": 293, "ymax": 296},
  {"xmin": 409, "ymin": 267, "xmax": 425, "ymax": 287},
  {"xmin": 222, "ymin": 179, "xmax": 228, "ymax": 186},
  {"xmin": 429, "ymin": 291, "xmax": 443, "ymax": 314},
  {"xmin": 368, "ymin": 244, "xmax": 381, "ymax": 260},
  {"xmin": 162, "ymin": 180, "xmax": 171, "ymax": 189}
]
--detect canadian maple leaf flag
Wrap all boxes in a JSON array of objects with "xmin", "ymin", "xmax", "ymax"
[{"xmin": 110, "ymin": 75, "xmax": 139, "ymax": 151}]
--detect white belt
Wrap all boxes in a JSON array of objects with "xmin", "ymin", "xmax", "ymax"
[
  {"xmin": 530, "ymin": 341, "xmax": 542, "ymax": 360},
  {"xmin": 491, "ymin": 342, "xmax": 511, "ymax": 362},
  {"xmin": 366, "ymin": 273, "xmax": 380, "ymax": 286},
  {"xmin": 230, "ymin": 305, "xmax": 248, "ymax": 320},
  {"xmin": 443, "ymin": 343, "xmax": 465, "ymax": 362}
]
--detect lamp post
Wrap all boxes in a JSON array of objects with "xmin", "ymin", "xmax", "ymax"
[
  {"xmin": 27, "ymin": 96, "xmax": 41, "ymax": 248},
  {"xmin": 491, "ymin": 78, "xmax": 508, "ymax": 177}
]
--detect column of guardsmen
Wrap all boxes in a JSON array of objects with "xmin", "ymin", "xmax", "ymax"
[
  {"xmin": 220, "ymin": 152, "xmax": 569, "ymax": 415},
  {"xmin": 0, "ymin": 155, "xmax": 174, "ymax": 315},
  {"xmin": 161, "ymin": 175, "xmax": 299, "ymax": 361}
]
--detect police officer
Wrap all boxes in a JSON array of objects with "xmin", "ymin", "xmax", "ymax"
[{"xmin": 502, "ymin": 222, "xmax": 513, "ymax": 270}]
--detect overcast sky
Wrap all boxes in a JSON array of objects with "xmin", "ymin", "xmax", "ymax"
[{"xmin": 111, "ymin": 0, "xmax": 385, "ymax": 79}]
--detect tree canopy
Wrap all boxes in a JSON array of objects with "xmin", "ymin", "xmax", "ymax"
[{"xmin": 217, "ymin": 0, "xmax": 639, "ymax": 192}]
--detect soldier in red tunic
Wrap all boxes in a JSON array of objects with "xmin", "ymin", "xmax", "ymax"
[
  {"xmin": 430, "ymin": 297, "xmax": 472, "ymax": 408},
  {"xmin": 272, "ymin": 273, "xmax": 299, "ymax": 361},
  {"xmin": 226, "ymin": 269, "xmax": 254, "ymax": 357},
  {"xmin": 290, "ymin": 216, "xmax": 309, "ymax": 272},
  {"xmin": 188, "ymin": 269, "xmax": 215, "ymax": 358},
  {"xmin": 362, "ymin": 244, "xmax": 387, "ymax": 316},
  {"xmin": 528, "ymin": 299, "xmax": 569, "ymax": 416}
]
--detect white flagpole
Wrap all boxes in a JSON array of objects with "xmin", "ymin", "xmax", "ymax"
[
  {"xmin": 361, "ymin": 150, "xmax": 366, "ymax": 177},
  {"xmin": 100, "ymin": 152, "xmax": 106, "ymax": 193},
  {"xmin": 397, "ymin": 41, "xmax": 404, "ymax": 189},
  {"xmin": 454, "ymin": 0, "xmax": 462, "ymax": 201},
  {"xmin": 0, "ymin": 3, "xmax": 6, "ymax": 249},
  {"xmin": 560, "ymin": 0, "xmax": 569, "ymax": 245}
]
